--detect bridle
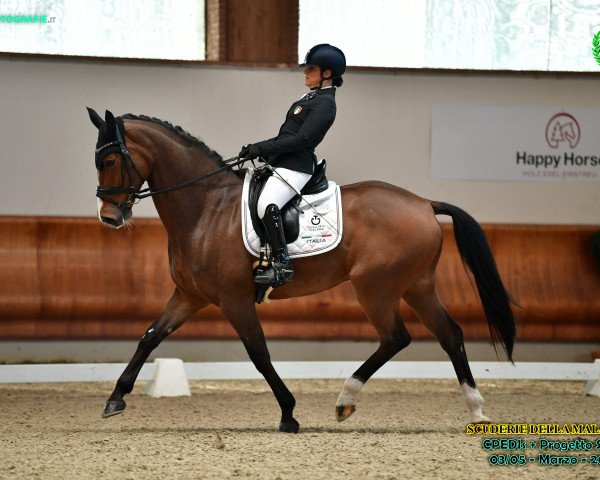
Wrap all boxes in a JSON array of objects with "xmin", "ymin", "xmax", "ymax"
[
  {"xmin": 95, "ymin": 125, "xmax": 145, "ymax": 214},
  {"xmin": 95, "ymin": 124, "xmax": 248, "ymax": 214}
]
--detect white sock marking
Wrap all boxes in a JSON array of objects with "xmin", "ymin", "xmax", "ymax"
[
  {"xmin": 461, "ymin": 382, "xmax": 489, "ymax": 422},
  {"xmin": 336, "ymin": 377, "xmax": 363, "ymax": 406}
]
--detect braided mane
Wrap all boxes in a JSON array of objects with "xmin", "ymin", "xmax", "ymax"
[{"xmin": 121, "ymin": 113, "xmax": 225, "ymax": 165}]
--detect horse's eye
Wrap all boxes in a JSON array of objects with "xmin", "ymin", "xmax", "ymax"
[{"xmin": 105, "ymin": 159, "xmax": 116, "ymax": 168}]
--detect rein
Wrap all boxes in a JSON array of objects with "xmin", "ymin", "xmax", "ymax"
[
  {"xmin": 134, "ymin": 155, "xmax": 246, "ymax": 200},
  {"xmin": 96, "ymin": 124, "xmax": 247, "ymax": 209}
]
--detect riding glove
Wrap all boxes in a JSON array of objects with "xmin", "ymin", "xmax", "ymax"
[{"xmin": 239, "ymin": 144, "xmax": 261, "ymax": 160}]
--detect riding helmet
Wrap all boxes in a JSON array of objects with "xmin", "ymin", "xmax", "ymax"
[{"xmin": 300, "ymin": 44, "xmax": 346, "ymax": 80}]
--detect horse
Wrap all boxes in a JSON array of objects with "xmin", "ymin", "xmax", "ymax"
[{"xmin": 87, "ymin": 107, "xmax": 516, "ymax": 433}]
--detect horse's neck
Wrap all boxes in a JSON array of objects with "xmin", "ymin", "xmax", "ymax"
[{"xmin": 141, "ymin": 126, "xmax": 240, "ymax": 242}]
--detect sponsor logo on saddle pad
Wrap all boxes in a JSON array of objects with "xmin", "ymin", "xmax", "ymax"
[
  {"xmin": 241, "ymin": 169, "xmax": 343, "ymax": 258},
  {"xmin": 306, "ymin": 238, "xmax": 327, "ymax": 244}
]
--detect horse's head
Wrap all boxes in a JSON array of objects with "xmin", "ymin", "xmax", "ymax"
[{"xmin": 87, "ymin": 108, "xmax": 148, "ymax": 228}]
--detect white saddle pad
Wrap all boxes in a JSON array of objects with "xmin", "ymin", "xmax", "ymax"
[{"xmin": 241, "ymin": 168, "xmax": 343, "ymax": 258}]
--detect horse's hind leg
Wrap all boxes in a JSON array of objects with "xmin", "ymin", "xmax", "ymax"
[
  {"xmin": 335, "ymin": 281, "xmax": 411, "ymax": 422},
  {"xmin": 102, "ymin": 288, "xmax": 204, "ymax": 418},
  {"xmin": 403, "ymin": 275, "xmax": 490, "ymax": 423}
]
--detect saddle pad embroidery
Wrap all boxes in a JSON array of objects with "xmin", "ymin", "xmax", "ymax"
[{"xmin": 241, "ymin": 168, "xmax": 343, "ymax": 258}]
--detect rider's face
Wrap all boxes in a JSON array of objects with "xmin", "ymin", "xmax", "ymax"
[{"xmin": 304, "ymin": 66, "xmax": 322, "ymax": 89}]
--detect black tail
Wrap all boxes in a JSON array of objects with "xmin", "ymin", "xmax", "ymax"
[{"xmin": 432, "ymin": 201, "xmax": 516, "ymax": 362}]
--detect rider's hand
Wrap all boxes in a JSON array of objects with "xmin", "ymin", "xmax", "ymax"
[{"xmin": 239, "ymin": 144, "xmax": 261, "ymax": 160}]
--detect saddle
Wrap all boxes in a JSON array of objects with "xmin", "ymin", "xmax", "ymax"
[{"xmin": 248, "ymin": 160, "xmax": 329, "ymax": 244}]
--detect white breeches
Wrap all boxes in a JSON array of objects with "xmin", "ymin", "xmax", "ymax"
[{"xmin": 257, "ymin": 167, "xmax": 312, "ymax": 219}]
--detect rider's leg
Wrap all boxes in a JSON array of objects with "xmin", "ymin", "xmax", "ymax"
[
  {"xmin": 256, "ymin": 204, "xmax": 294, "ymax": 286},
  {"xmin": 256, "ymin": 167, "xmax": 312, "ymax": 220},
  {"xmin": 256, "ymin": 168, "xmax": 311, "ymax": 286}
]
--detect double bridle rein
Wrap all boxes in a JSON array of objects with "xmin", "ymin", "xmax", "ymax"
[{"xmin": 95, "ymin": 124, "xmax": 247, "ymax": 213}]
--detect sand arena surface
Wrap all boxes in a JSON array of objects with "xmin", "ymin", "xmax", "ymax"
[{"xmin": 1, "ymin": 379, "xmax": 598, "ymax": 479}]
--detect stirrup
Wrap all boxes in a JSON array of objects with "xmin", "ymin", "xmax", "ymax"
[{"xmin": 254, "ymin": 260, "xmax": 294, "ymax": 287}]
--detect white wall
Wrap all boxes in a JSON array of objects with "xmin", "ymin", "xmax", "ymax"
[{"xmin": 1, "ymin": 57, "xmax": 598, "ymax": 223}]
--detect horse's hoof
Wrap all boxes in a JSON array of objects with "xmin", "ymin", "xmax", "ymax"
[
  {"xmin": 336, "ymin": 404, "xmax": 356, "ymax": 422},
  {"xmin": 278, "ymin": 419, "xmax": 300, "ymax": 433},
  {"xmin": 102, "ymin": 399, "xmax": 126, "ymax": 418},
  {"xmin": 472, "ymin": 414, "xmax": 491, "ymax": 424}
]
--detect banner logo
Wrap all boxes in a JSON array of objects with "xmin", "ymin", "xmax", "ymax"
[
  {"xmin": 545, "ymin": 113, "xmax": 580, "ymax": 149},
  {"xmin": 593, "ymin": 31, "xmax": 600, "ymax": 66}
]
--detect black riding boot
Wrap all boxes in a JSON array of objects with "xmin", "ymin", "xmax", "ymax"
[{"xmin": 254, "ymin": 204, "xmax": 294, "ymax": 287}]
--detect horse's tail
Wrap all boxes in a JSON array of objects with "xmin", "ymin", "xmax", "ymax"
[{"xmin": 431, "ymin": 201, "xmax": 516, "ymax": 362}]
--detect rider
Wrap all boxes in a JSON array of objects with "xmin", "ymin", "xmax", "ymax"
[{"xmin": 239, "ymin": 43, "xmax": 346, "ymax": 287}]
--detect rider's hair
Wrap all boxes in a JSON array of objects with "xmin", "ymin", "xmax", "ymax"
[{"xmin": 321, "ymin": 67, "xmax": 343, "ymax": 88}]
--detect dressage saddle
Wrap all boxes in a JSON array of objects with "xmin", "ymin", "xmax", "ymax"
[{"xmin": 249, "ymin": 160, "xmax": 329, "ymax": 244}]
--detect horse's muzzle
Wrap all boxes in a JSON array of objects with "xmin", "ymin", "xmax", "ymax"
[
  {"xmin": 101, "ymin": 215, "xmax": 124, "ymax": 228},
  {"xmin": 101, "ymin": 206, "xmax": 132, "ymax": 229}
]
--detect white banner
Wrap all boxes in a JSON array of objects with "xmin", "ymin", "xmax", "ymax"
[{"xmin": 431, "ymin": 106, "xmax": 600, "ymax": 182}]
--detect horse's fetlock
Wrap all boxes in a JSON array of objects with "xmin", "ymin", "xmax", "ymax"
[
  {"xmin": 283, "ymin": 397, "xmax": 296, "ymax": 411},
  {"xmin": 116, "ymin": 378, "xmax": 133, "ymax": 395}
]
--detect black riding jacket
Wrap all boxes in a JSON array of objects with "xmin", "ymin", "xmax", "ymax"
[{"xmin": 254, "ymin": 87, "xmax": 336, "ymax": 174}]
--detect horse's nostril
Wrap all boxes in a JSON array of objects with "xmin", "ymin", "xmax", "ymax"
[{"xmin": 101, "ymin": 216, "xmax": 122, "ymax": 227}]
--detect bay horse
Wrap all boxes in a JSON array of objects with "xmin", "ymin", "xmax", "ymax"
[{"xmin": 88, "ymin": 108, "xmax": 516, "ymax": 433}]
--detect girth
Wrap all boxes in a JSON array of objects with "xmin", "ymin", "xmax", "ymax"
[{"xmin": 249, "ymin": 160, "xmax": 329, "ymax": 244}]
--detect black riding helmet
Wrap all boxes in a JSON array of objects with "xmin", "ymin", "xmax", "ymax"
[{"xmin": 299, "ymin": 43, "xmax": 346, "ymax": 87}]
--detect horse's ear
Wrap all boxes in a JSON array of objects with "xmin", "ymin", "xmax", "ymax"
[
  {"xmin": 105, "ymin": 110, "xmax": 116, "ymax": 137},
  {"xmin": 87, "ymin": 107, "xmax": 104, "ymax": 130}
]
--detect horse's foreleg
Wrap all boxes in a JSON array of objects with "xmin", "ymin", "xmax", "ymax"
[
  {"xmin": 220, "ymin": 298, "xmax": 299, "ymax": 433},
  {"xmin": 102, "ymin": 289, "xmax": 204, "ymax": 418},
  {"xmin": 404, "ymin": 278, "xmax": 489, "ymax": 423},
  {"xmin": 336, "ymin": 281, "xmax": 411, "ymax": 422}
]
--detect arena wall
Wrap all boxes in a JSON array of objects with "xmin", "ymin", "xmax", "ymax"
[
  {"xmin": 0, "ymin": 216, "xmax": 597, "ymax": 342},
  {"xmin": 0, "ymin": 57, "xmax": 598, "ymax": 345},
  {"xmin": 0, "ymin": 57, "xmax": 598, "ymax": 223}
]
